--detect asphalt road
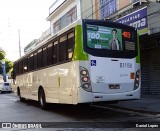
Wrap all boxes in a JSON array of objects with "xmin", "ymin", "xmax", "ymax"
[{"xmin": 0, "ymin": 93, "xmax": 159, "ymax": 131}]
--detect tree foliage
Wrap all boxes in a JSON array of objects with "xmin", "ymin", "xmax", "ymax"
[
  {"xmin": 0, "ymin": 49, "xmax": 6, "ymax": 60},
  {"xmin": 0, "ymin": 49, "xmax": 13, "ymax": 75}
]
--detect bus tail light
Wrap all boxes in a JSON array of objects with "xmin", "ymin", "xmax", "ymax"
[
  {"xmin": 130, "ymin": 73, "xmax": 135, "ymax": 79},
  {"xmin": 81, "ymin": 70, "xmax": 88, "ymax": 76},
  {"xmin": 80, "ymin": 66, "xmax": 92, "ymax": 92},
  {"xmin": 82, "ymin": 77, "xmax": 89, "ymax": 82},
  {"xmin": 134, "ymin": 70, "xmax": 140, "ymax": 90}
]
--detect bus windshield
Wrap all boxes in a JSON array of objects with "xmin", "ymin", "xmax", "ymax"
[{"xmin": 83, "ymin": 20, "xmax": 138, "ymax": 58}]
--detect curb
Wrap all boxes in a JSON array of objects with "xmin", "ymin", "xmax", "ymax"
[{"xmin": 107, "ymin": 104, "xmax": 160, "ymax": 115}]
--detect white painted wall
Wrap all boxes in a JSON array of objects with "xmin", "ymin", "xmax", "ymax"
[{"xmin": 49, "ymin": 0, "xmax": 81, "ymax": 35}]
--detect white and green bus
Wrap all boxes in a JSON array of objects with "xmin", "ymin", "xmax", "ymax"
[{"xmin": 13, "ymin": 19, "xmax": 140, "ymax": 109}]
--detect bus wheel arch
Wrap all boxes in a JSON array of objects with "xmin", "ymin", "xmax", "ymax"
[{"xmin": 38, "ymin": 86, "xmax": 47, "ymax": 110}]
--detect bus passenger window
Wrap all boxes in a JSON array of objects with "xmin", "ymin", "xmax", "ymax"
[
  {"xmin": 47, "ymin": 43, "xmax": 53, "ymax": 66},
  {"xmin": 68, "ymin": 32, "xmax": 74, "ymax": 60},
  {"xmin": 27, "ymin": 57, "xmax": 30, "ymax": 72},
  {"xmin": 19, "ymin": 60, "xmax": 23, "ymax": 74},
  {"xmin": 53, "ymin": 41, "xmax": 58, "ymax": 64},
  {"xmin": 34, "ymin": 53, "xmax": 37, "ymax": 70},
  {"xmin": 30, "ymin": 54, "xmax": 34, "ymax": 71},
  {"xmin": 59, "ymin": 36, "xmax": 67, "ymax": 62},
  {"xmin": 23, "ymin": 57, "xmax": 28, "ymax": 72},
  {"xmin": 37, "ymin": 49, "xmax": 42, "ymax": 68},
  {"xmin": 43, "ymin": 47, "xmax": 47, "ymax": 67}
]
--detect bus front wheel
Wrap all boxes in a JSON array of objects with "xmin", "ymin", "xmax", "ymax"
[
  {"xmin": 17, "ymin": 88, "xmax": 25, "ymax": 102},
  {"xmin": 38, "ymin": 88, "xmax": 47, "ymax": 110}
]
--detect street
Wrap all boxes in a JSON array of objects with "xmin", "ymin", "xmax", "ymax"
[{"xmin": 0, "ymin": 93, "xmax": 159, "ymax": 131}]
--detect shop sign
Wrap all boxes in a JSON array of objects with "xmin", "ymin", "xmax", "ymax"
[{"xmin": 115, "ymin": 6, "xmax": 148, "ymax": 35}]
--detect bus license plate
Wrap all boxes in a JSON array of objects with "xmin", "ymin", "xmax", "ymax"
[{"xmin": 109, "ymin": 84, "xmax": 120, "ymax": 89}]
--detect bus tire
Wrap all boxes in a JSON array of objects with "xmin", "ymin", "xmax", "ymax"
[
  {"xmin": 17, "ymin": 87, "xmax": 25, "ymax": 102},
  {"xmin": 38, "ymin": 88, "xmax": 47, "ymax": 110}
]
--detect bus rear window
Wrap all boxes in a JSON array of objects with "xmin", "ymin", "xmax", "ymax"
[
  {"xmin": 86, "ymin": 24, "xmax": 136, "ymax": 51},
  {"xmin": 4, "ymin": 83, "xmax": 9, "ymax": 86}
]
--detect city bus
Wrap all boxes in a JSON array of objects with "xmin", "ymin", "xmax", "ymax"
[{"xmin": 13, "ymin": 19, "xmax": 141, "ymax": 109}]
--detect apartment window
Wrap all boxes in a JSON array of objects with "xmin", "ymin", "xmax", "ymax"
[
  {"xmin": 53, "ymin": 20, "xmax": 60, "ymax": 34},
  {"xmin": 99, "ymin": 0, "xmax": 117, "ymax": 19},
  {"xmin": 60, "ymin": 14, "xmax": 67, "ymax": 29},
  {"xmin": 67, "ymin": 6, "xmax": 77, "ymax": 24}
]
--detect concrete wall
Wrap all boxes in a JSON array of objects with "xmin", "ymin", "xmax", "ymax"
[
  {"xmin": 118, "ymin": 0, "xmax": 132, "ymax": 10},
  {"xmin": 81, "ymin": 0, "xmax": 96, "ymax": 19},
  {"xmin": 148, "ymin": 3, "xmax": 160, "ymax": 34}
]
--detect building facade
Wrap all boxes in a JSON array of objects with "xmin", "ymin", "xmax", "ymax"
[
  {"xmin": 46, "ymin": 0, "xmax": 160, "ymax": 95},
  {"xmin": 99, "ymin": 0, "xmax": 160, "ymax": 94},
  {"xmin": 47, "ymin": 0, "xmax": 99, "ymax": 35}
]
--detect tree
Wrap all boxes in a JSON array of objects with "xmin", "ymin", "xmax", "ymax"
[
  {"xmin": 0, "ymin": 49, "xmax": 6, "ymax": 60},
  {"xmin": 0, "ymin": 49, "xmax": 13, "ymax": 75}
]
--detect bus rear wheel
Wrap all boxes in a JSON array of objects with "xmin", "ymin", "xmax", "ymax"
[{"xmin": 38, "ymin": 88, "xmax": 47, "ymax": 110}]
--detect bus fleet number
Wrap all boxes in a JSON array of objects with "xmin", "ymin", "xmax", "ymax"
[{"xmin": 120, "ymin": 63, "xmax": 132, "ymax": 68}]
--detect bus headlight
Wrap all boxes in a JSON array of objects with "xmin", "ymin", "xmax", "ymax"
[
  {"xmin": 134, "ymin": 69, "xmax": 140, "ymax": 90},
  {"xmin": 80, "ymin": 66, "xmax": 92, "ymax": 92}
]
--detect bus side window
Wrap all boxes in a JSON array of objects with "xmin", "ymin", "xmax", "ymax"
[
  {"xmin": 43, "ymin": 47, "xmax": 47, "ymax": 67},
  {"xmin": 37, "ymin": 49, "xmax": 42, "ymax": 69},
  {"xmin": 67, "ymin": 32, "xmax": 74, "ymax": 60},
  {"xmin": 53, "ymin": 41, "xmax": 58, "ymax": 64},
  {"xmin": 30, "ymin": 54, "xmax": 34, "ymax": 71},
  {"xmin": 27, "ymin": 56, "xmax": 30, "ymax": 72},
  {"xmin": 34, "ymin": 53, "xmax": 37, "ymax": 70},
  {"xmin": 59, "ymin": 35, "xmax": 67, "ymax": 62},
  {"xmin": 19, "ymin": 60, "xmax": 23, "ymax": 74},
  {"xmin": 16, "ymin": 62, "xmax": 19, "ymax": 75},
  {"xmin": 23, "ymin": 57, "xmax": 28, "ymax": 73},
  {"xmin": 21, "ymin": 60, "xmax": 24, "ymax": 74},
  {"xmin": 47, "ymin": 43, "xmax": 53, "ymax": 66}
]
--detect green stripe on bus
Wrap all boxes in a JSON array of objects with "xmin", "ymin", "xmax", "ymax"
[
  {"xmin": 138, "ymin": 28, "xmax": 148, "ymax": 35},
  {"xmin": 136, "ymin": 33, "xmax": 140, "ymax": 63},
  {"xmin": 72, "ymin": 25, "xmax": 88, "ymax": 61}
]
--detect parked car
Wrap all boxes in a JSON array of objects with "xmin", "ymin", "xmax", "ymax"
[{"xmin": 0, "ymin": 82, "xmax": 12, "ymax": 93}]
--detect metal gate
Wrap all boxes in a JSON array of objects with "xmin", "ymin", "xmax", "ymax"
[{"xmin": 140, "ymin": 35, "xmax": 160, "ymax": 94}]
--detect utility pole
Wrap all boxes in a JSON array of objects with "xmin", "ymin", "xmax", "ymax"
[{"xmin": 18, "ymin": 29, "xmax": 21, "ymax": 57}]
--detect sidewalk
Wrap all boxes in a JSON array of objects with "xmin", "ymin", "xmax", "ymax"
[{"xmin": 110, "ymin": 94, "xmax": 160, "ymax": 114}]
